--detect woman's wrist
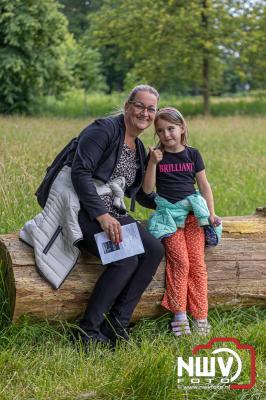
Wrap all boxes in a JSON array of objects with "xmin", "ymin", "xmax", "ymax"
[
  {"xmin": 96, "ymin": 213, "xmax": 109, "ymax": 222},
  {"xmin": 96, "ymin": 213, "xmax": 122, "ymax": 243}
]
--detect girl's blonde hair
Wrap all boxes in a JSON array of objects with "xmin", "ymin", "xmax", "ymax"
[{"xmin": 154, "ymin": 107, "xmax": 189, "ymax": 147}]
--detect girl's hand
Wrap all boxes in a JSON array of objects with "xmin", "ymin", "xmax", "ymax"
[
  {"xmin": 209, "ymin": 214, "xmax": 222, "ymax": 227},
  {"xmin": 149, "ymin": 147, "xmax": 163, "ymax": 164},
  {"xmin": 96, "ymin": 213, "xmax": 122, "ymax": 244}
]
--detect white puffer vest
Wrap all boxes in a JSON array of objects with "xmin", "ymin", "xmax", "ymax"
[
  {"xmin": 19, "ymin": 166, "xmax": 127, "ymax": 289},
  {"xmin": 20, "ymin": 166, "xmax": 83, "ymax": 289}
]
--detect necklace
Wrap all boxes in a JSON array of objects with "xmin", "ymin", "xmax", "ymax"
[{"xmin": 124, "ymin": 139, "xmax": 136, "ymax": 151}]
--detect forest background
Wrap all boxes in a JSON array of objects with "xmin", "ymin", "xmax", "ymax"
[{"xmin": 0, "ymin": 0, "xmax": 266, "ymax": 116}]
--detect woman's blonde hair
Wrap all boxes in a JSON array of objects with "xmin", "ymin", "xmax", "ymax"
[
  {"xmin": 126, "ymin": 84, "xmax": 160, "ymax": 104},
  {"xmin": 112, "ymin": 84, "xmax": 159, "ymax": 116},
  {"xmin": 154, "ymin": 107, "xmax": 189, "ymax": 147}
]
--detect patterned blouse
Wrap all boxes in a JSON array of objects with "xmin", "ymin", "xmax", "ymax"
[{"xmin": 99, "ymin": 143, "xmax": 138, "ymax": 218}]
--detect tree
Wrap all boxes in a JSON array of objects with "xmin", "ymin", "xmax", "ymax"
[
  {"xmin": 233, "ymin": 1, "xmax": 266, "ymax": 90},
  {"xmin": 72, "ymin": 40, "xmax": 107, "ymax": 92},
  {"xmin": 0, "ymin": 0, "xmax": 71, "ymax": 113},
  {"xmin": 58, "ymin": 0, "xmax": 104, "ymax": 38},
  {"xmin": 87, "ymin": 0, "xmax": 265, "ymax": 114}
]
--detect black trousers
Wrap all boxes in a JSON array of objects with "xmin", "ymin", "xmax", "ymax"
[{"xmin": 77, "ymin": 209, "xmax": 164, "ymax": 335}]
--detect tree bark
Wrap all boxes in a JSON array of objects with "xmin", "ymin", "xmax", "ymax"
[
  {"xmin": 202, "ymin": 0, "xmax": 211, "ymax": 115},
  {"xmin": 0, "ymin": 210, "xmax": 265, "ymax": 324}
]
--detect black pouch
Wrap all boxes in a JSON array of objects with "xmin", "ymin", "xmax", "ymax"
[
  {"xmin": 204, "ymin": 225, "xmax": 219, "ymax": 246},
  {"xmin": 35, "ymin": 137, "xmax": 79, "ymax": 208}
]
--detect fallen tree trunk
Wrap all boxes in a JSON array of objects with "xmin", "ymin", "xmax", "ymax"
[{"xmin": 0, "ymin": 209, "xmax": 265, "ymax": 323}]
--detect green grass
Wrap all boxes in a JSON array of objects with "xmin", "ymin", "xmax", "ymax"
[
  {"xmin": 0, "ymin": 308, "xmax": 265, "ymax": 399},
  {"xmin": 0, "ymin": 115, "xmax": 265, "ymax": 235},
  {"xmin": 39, "ymin": 90, "xmax": 266, "ymax": 118},
  {"xmin": 131, "ymin": 115, "xmax": 266, "ymax": 220},
  {"xmin": 0, "ymin": 115, "xmax": 265, "ymax": 399},
  {"xmin": 40, "ymin": 90, "xmax": 125, "ymax": 118}
]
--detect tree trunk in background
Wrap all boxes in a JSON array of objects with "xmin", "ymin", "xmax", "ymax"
[
  {"xmin": 203, "ymin": 56, "xmax": 210, "ymax": 115},
  {"xmin": 202, "ymin": 0, "xmax": 211, "ymax": 115}
]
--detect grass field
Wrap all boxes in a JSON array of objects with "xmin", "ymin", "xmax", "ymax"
[
  {"xmin": 0, "ymin": 115, "xmax": 265, "ymax": 399},
  {"xmin": 0, "ymin": 115, "xmax": 265, "ymax": 234},
  {"xmin": 0, "ymin": 308, "xmax": 265, "ymax": 399}
]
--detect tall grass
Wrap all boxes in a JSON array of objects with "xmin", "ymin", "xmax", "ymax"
[
  {"xmin": 0, "ymin": 307, "xmax": 264, "ymax": 399},
  {"xmin": 0, "ymin": 116, "xmax": 265, "ymax": 399},
  {"xmin": 39, "ymin": 90, "xmax": 266, "ymax": 118},
  {"xmin": 0, "ymin": 115, "xmax": 265, "ymax": 235},
  {"xmin": 40, "ymin": 90, "xmax": 124, "ymax": 118}
]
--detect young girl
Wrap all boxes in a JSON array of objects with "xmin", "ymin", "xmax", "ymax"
[{"xmin": 143, "ymin": 107, "xmax": 221, "ymax": 336}]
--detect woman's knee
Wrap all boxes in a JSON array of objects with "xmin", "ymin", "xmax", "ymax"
[
  {"xmin": 144, "ymin": 237, "xmax": 165, "ymax": 262},
  {"xmin": 111, "ymin": 254, "xmax": 139, "ymax": 270},
  {"xmin": 156, "ymin": 241, "xmax": 165, "ymax": 260}
]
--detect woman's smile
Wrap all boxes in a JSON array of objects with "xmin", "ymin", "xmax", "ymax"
[{"xmin": 125, "ymin": 91, "xmax": 158, "ymax": 133}]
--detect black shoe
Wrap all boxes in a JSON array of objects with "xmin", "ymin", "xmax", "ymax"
[
  {"xmin": 73, "ymin": 329, "xmax": 115, "ymax": 351},
  {"xmin": 100, "ymin": 317, "xmax": 130, "ymax": 343}
]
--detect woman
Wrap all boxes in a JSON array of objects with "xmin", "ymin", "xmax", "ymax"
[{"xmin": 71, "ymin": 85, "xmax": 164, "ymax": 347}]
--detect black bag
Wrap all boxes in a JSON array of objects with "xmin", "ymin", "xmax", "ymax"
[{"xmin": 35, "ymin": 137, "xmax": 79, "ymax": 208}]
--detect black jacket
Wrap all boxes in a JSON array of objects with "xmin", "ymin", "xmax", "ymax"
[{"xmin": 71, "ymin": 114, "xmax": 156, "ymax": 221}]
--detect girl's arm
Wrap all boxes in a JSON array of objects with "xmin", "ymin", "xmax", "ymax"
[
  {"xmin": 142, "ymin": 148, "xmax": 163, "ymax": 194},
  {"xmin": 196, "ymin": 169, "xmax": 217, "ymax": 225}
]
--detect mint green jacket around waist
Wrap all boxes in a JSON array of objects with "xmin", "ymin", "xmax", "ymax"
[{"xmin": 147, "ymin": 192, "xmax": 222, "ymax": 242}]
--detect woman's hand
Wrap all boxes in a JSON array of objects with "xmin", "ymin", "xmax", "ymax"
[
  {"xmin": 96, "ymin": 213, "xmax": 122, "ymax": 243},
  {"xmin": 149, "ymin": 147, "xmax": 163, "ymax": 164}
]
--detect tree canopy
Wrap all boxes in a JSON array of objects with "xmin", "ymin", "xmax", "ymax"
[
  {"xmin": 0, "ymin": 0, "xmax": 265, "ymax": 114},
  {"xmin": 0, "ymin": 0, "xmax": 72, "ymax": 113},
  {"xmin": 87, "ymin": 0, "xmax": 266, "ymax": 113},
  {"xmin": 58, "ymin": 0, "xmax": 104, "ymax": 38}
]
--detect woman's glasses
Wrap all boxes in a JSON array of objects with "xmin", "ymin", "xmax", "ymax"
[{"xmin": 129, "ymin": 101, "xmax": 157, "ymax": 115}]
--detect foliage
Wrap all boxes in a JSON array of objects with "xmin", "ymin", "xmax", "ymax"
[
  {"xmin": 58, "ymin": 0, "xmax": 104, "ymax": 38},
  {"xmin": 72, "ymin": 40, "xmax": 107, "ymax": 93},
  {"xmin": 0, "ymin": 0, "xmax": 72, "ymax": 114},
  {"xmin": 61, "ymin": 34, "xmax": 107, "ymax": 95},
  {"xmin": 233, "ymin": 2, "xmax": 266, "ymax": 90},
  {"xmin": 87, "ymin": 0, "xmax": 266, "ymax": 112},
  {"xmin": 0, "ymin": 0, "xmax": 108, "ymax": 114},
  {"xmin": 0, "ymin": 0, "xmax": 265, "ymax": 115}
]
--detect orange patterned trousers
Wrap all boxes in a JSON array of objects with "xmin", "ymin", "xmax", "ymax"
[{"xmin": 161, "ymin": 214, "xmax": 208, "ymax": 319}]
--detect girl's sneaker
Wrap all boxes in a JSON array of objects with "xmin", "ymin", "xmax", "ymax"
[
  {"xmin": 192, "ymin": 319, "xmax": 211, "ymax": 336},
  {"xmin": 171, "ymin": 320, "xmax": 191, "ymax": 337}
]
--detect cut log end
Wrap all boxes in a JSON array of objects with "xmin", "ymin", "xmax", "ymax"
[
  {"xmin": 256, "ymin": 206, "xmax": 266, "ymax": 215},
  {"xmin": 0, "ymin": 209, "xmax": 266, "ymax": 325}
]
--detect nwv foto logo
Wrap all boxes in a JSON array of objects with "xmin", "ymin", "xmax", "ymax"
[{"xmin": 177, "ymin": 338, "xmax": 256, "ymax": 390}]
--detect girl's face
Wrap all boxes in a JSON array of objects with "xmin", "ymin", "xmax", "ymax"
[
  {"xmin": 125, "ymin": 91, "xmax": 158, "ymax": 133},
  {"xmin": 155, "ymin": 118, "xmax": 184, "ymax": 151}
]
